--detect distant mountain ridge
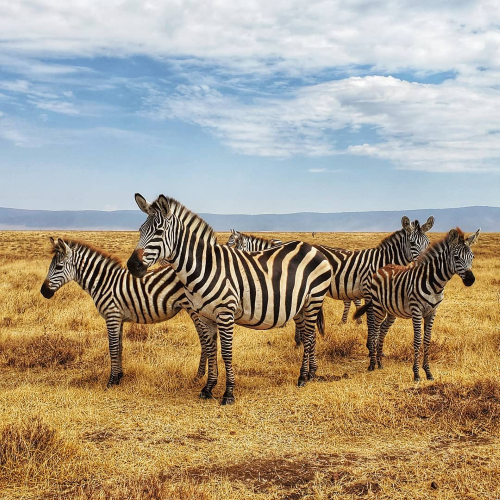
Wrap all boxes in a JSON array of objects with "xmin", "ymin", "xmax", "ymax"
[{"xmin": 0, "ymin": 206, "xmax": 497, "ymax": 232}]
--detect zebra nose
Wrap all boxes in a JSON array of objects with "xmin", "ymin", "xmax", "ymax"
[
  {"xmin": 462, "ymin": 270, "xmax": 475, "ymax": 287},
  {"xmin": 40, "ymin": 282, "xmax": 55, "ymax": 299},
  {"xmin": 127, "ymin": 251, "xmax": 147, "ymax": 278}
]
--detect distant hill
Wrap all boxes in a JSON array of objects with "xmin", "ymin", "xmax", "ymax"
[{"xmin": 0, "ymin": 206, "xmax": 497, "ymax": 232}]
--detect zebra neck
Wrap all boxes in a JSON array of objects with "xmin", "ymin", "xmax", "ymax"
[
  {"xmin": 377, "ymin": 233, "xmax": 411, "ymax": 266},
  {"xmin": 417, "ymin": 244, "xmax": 454, "ymax": 293},
  {"xmin": 167, "ymin": 219, "xmax": 217, "ymax": 287},
  {"xmin": 72, "ymin": 246, "xmax": 124, "ymax": 298}
]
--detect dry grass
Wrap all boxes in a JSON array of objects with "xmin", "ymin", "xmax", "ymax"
[{"xmin": 0, "ymin": 230, "xmax": 499, "ymax": 499}]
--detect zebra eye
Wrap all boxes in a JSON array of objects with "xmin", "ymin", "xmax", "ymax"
[{"xmin": 55, "ymin": 264, "xmax": 64, "ymax": 270}]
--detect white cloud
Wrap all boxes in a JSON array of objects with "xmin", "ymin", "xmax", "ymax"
[
  {"xmin": 142, "ymin": 75, "xmax": 500, "ymax": 171},
  {"xmin": 0, "ymin": 1, "xmax": 499, "ymax": 77}
]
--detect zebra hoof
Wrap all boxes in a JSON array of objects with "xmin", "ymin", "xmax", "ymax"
[
  {"xmin": 199, "ymin": 389, "xmax": 213, "ymax": 399},
  {"xmin": 426, "ymin": 374, "xmax": 434, "ymax": 381},
  {"xmin": 414, "ymin": 376, "xmax": 421, "ymax": 382},
  {"xmin": 367, "ymin": 364, "xmax": 375, "ymax": 372},
  {"xmin": 221, "ymin": 396, "xmax": 235, "ymax": 405},
  {"xmin": 106, "ymin": 372, "xmax": 123, "ymax": 388},
  {"xmin": 297, "ymin": 377, "xmax": 308, "ymax": 387}
]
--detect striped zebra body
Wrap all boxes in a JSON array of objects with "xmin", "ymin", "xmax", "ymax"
[
  {"xmin": 127, "ymin": 194, "xmax": 333, "ymax": 405},
  {"xmin": 354, "ymin": 228, "xmax": 480, "ymax": 380},
  {"xmin": 40, "ymin": 238, "xmax": 213, "ymax": 387},
  {"xmin": 228, "ymin": 231, "xmax": 363, "ymax": 326}
]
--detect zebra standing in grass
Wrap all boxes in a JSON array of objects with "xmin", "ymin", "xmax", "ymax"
[
  {"xmin": 354, "ymin": 228, "xmax": 480, "ymax": 381},
  {"xmin": 127, "ymin": 194, "xmax": 332, "ymax": 405},
  {"xmin": 40, "ymin": 238, "xmax": 214, "ymax": 387},
  {"xmin": 313, "ymin": 217, "xmax": 435, "ymax": 351},
  {"xmin": 227, "ymin": 231, "xmax": 363, "ymax": 326}
]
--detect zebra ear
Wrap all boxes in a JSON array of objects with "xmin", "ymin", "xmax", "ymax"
[
  {"xmin": 49, "ymin": 236, "xmax": 55, "ymax": 246},
  {"xmin": 448, "ymin": 228, "xmax": 460, "ymax": 246},
  {"xmin": 135, "ymin": 193, "xmax": 154, "ymax": 215},
  {"xmin": 421, "ymin": 216, "xmax": 435, "ymax": 233},
  {"xmin": 157, "ymin": 195, "xmax": 172, "ymax": 217},
  {"xmin": 466, "ymin": 229, "xmax": 481, "ymax": 247},
  {"xmin": 60, "ymin": 240, "xmax": 72, "ymax": 257},
  {"xmin": 401, "ymin": 216, "xmax": 412, "ymax": 234}
]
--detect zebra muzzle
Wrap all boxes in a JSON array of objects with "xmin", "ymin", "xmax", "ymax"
[
  {"xmin": 40, "ymin": 282, "xmax": 55, "ymax": 299},
  {"xmin": 127, "ymin": 250, "xmax": 148, "ymax": 278},
  {"xmin": 462, "ymin": 270, "xmax": 475, "ymax": 287}
]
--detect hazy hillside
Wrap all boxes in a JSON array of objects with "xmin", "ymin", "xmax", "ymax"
[{"xmin": 0, "ymin": 206, "xmax": 497, "ymax": 232}]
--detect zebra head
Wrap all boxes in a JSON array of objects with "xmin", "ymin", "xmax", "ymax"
[
  {"xmin": 448, "ymin": 228, "xmax": 480, "ymax": 287},
  {"xmin": 402, "ymin": 215, "xmax": 434, "ymax": 261},
  {"xmin": 227, "ymin": 229, "xmax": 241, "ymax": 248},
  {"xmin": 40, "ymin": 238, "xmax": 75, "ymax": 299},
  {"xmin": 127, "ymin": 193, "xmax": 177, "ymax": 278}
]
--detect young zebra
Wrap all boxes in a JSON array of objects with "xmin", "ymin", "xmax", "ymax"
[
  {"xmin": 127, "ymin": 194, "xmax": 333, "ymax": 405},
  {"xmin": 40, "ymin": 238, "xmax": 214, "ymax": 388},
  {"xmin": 354, "ymin": 228, "xmax": 480, "ymax": 381},
  {"xmin": 227, "ymin": 231, "xmax": 362, "ymax": 327}
]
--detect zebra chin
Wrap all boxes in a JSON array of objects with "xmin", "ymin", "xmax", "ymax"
[
  {"xmin": 40, "ymin": 282, "xmax": 55, "ymax": 299},
  {"xmin": 127, "ymin": 251, "xmax": 148, "ymax": 278},
  {"xmin": 462, "ymin": 270, "xmax": 475, "ymax": 287}
]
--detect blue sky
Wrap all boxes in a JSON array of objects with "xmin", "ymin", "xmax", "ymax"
[{"xmin": 1, "ymin": 1, "xmax": 499, "ymax": 214}]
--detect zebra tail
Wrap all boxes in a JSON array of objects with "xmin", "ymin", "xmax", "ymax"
[
  {"xmin": 316, "ymin": 307, "xmax": 326, "ymax": 337},
  {"xmin": 353, "ymin": 301, "xmax": 371, "ymax": 320}
]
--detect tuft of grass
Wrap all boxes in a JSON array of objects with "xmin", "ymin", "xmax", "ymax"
[
  {"xmin": 0, "ymin": 333, "xmax": 84, "ymax": 369},
  {"xmin": 126, "ymin": 324, "xmax": 151, "ymax": 342},
  {"xmin": 322, "ymin": 331, "xmax": 364, "ymax": 359}
]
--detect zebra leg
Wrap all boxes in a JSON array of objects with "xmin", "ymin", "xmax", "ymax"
[
  {"xmin": 377, "ymin": 315, "xmax": 396, "ymax": 369},
  {"xmin": 199, "ymin": 319, "xmax": 218, "ymax": 399},
  {"xmin": 294, "ymin": 323, "xmax": 302, "ymax": 347},
  {"xmin": 411, "ymin": 312, "xmax": 423, "ymax": 381},
  {"xmin": 353, "ymin": 299, "xmax": 363, "ymax": 325},
  {"xmin": 423, "ymin": 312, "xmax": 436, "ymax": 381},
  {"xmin": 367, "ymin": 306, "xmax": 384, "ymax": 372},
  {"xmin": 106, "ymin": 314, "xmax": 124, "ymax": 387},
  {"xmin": 218, "ymin": 313, "xmax": 236, "ymax": 405},
  {"xmin": 293, "ymin": 312, "xmax": 305, "ymax": 348},
  {"xmin": 190, "ymin": 313, "xmax": 208, "ymax": 380},
  {"xmin": 340, "ymin": 300, "xmax": 351, "ymax": 324}
]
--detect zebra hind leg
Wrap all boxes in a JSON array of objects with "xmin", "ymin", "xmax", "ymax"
[
  {"xmin": 340, "ymin": 300, "xmax": 351, "ymax": 324},
  {"xmin": 377, "ymin": 315, "xmax": 396, "ymax": 369},
  {"xmin": 423, "ymin": 313, "xmax": 436, "ymax": 381},
  {"xmin": 199, "ymin": 320, "xmax": 218, "ymax": 399},
  {"xmin": 411, "ymin": 312, "xmax": 423, "ymax": 381},
  {"xmin": 106, "ymin": 316, "xmax": 124, "ymax": 388},
  {"xmin": 217, "ymin": 313, "xmax": 236, "ymax": 405}
]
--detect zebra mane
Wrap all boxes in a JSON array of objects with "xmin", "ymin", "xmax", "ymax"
[
  {"xmin": 151, "ymin": 196, "xmax": 217, "ymax": 244},
  {"xmin": 53, "ymin": 239, "xmax": 124, "ymax": 268},
  {"xmin": 416, "ymin": 228, "xmax": 463, "ymax": 265},
  {"xmin": 241, "ymin": 233, "xmax": 272, "ymax": 244},
  {"xmin": 376, "ymin": 228, "xmax": 407, "ymax": 249}
]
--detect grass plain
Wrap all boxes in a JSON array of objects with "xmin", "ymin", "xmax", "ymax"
[{"xmin": 0, "ymin": 230, "xmax": 498, "ymax": 499}]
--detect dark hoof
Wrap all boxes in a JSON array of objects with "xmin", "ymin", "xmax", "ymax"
[
  {"xmin": 377, "ymin": 363, "xmax": 384, "ymax": 370},
  {"xmin": 367, "ymin": 364, "xmax": 375, "ymax": 372},
  {"xmin": 426, "ymin": 374, "xmax": 434, "ymax": 381},
  {"xmin": 221, "ymin": 396, "xmax": 235, "ymax": 405},
  {"xmin": 414, "ymin": 376, "xmax": 421, "ymax": 382},
  {"xmin": 199, "ymin": 389, "xmax": 213, "ymax": 399},
  {"xmin": 295, "ymin": 342, "xmax": 302, "ymax": 348},
  {"xmin": 106, "ymin": 372, "xmax": 123, "ymax": 388},
  {"xmin": 297, "ymin": 377, "xmax": 307, "ymax": 387}
]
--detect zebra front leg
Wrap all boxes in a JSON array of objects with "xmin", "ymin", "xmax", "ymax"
[
  {"xmin": 199, "ymin": 319, "xmax": 218, "ymax": 399},
  {"xmin": 411, "ymin": 311, "xmax": 423, "ymax": 381},
  {"xmin": 218, "ymin": 314, "xmax": 236, "ymax": 405},
  {"xmin": 366, "ymin": 302, "xmax": 380, "ymax": 371},
  {"xmin": 106, "ymin": 315, "xmax": 124, "ymax": 387},
  {"xmin": 340, "ymin": 300, "xmax": 351, "ymax": 324},
  {"xmin": 377, "ymin": 315, "xmax": 396, "ymax": 369},
  {"xmin": 353, "ymin": 299, "xmax": 363, "ymax": 325},
  {"xmin": 423, "ymin": 312, "xmax": 436, "ymax": 381}
]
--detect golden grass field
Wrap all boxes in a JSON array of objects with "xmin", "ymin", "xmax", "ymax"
[{"xmin": 0, "ymin": 230, "xmax": 499, "ymax": 499}]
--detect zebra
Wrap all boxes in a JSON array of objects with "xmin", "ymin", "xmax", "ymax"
[
  {"xmin": 40, "ymin": 237, "xmax": 214, "ymax": 388},
  {"xmin": 228, "ymin": 230, "xmax": 362, "ymax": 326},
  {"xmin": 354, "ymin": 228, "xmax": 480, "ymax": 381},
  {"xmin": 127, "ymin": 194, "xmax": 333, "ymax": 405}
]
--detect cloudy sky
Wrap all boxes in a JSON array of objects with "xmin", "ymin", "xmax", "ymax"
[{"xmin": 1, "ymin": 0, "xmax": 499, "ymax": 213}]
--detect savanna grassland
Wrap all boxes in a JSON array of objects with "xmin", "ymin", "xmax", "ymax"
[{"xmin": 0, "ymin": 230, "xmax": 499, "ymax": 499}]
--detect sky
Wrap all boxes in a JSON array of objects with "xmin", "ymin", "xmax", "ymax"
[{"xmin": 1, "ymin": 0, "xmax": 500, "ymax": 214}]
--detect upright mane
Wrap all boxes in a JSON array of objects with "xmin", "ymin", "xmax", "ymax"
[
  {"xmin": 415, "ymin": 229, "xmax": 463, "ymax": 265},
  {"xmin": 376, "ymin": 228, "xmax": 405, "ymax": 249},
  {"xmin": 53, "ymin": 239, "xmax": 124, "ymax": 269},
  {"xmin": 151, "ymin": 196, "xmax": 217, "ymax": 244}
]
